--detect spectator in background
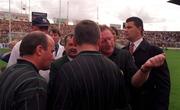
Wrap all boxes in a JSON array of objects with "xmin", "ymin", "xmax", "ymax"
[
  {"xmin": 110, "ymin": 26, "xmax": 124, "ymax": 49},
  {"xmin": 7, "ymin": 16, "xmax": 50, "ymax": 67},
  {"xmin": 8, "ymin": 39, "xmax": 19, "ymax": 50},
  {"xmin": 39, "ymin": 27, "xmax": 64, "ymax": 81},
  {"xmin": 49, "ymin": 27, "xmax": 64, "ymax": 59},
  {"xmin": 0, "ymin": 31, "xmax": 55, "ymax": 110},
  {"xmin": 110, "ymin": 26, "xmax": 119, "ymax": 37},
  {"xmin": 31, "ymin": 16, "xmax": 50, "ymax": 33},
  {"xmin": 0, "ymin": 40, "xmax": 18, "ymax": 63},
  {"xmin": 124, "ymin": 16, "xmax": 170, "ymax": 110},
  {"xmin": 48, "ymin": 32, "xmax": 78, "ymax": 109}
]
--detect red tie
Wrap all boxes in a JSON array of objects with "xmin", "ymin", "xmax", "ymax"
[{"xmin": 129, "ymin": 43, "xmax": 134, "ymax": 55}]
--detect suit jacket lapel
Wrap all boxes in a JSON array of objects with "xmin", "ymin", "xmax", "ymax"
[{"xmin": 133, "ymin": 39, "xmax": 149, "ymax": 54}]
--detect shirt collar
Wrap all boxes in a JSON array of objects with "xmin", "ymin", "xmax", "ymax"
[
  {"xmin": 78, "ymin": 51, "xmax": 101, "ymax": 56},
  {"xmin": 67, "ymin": 56, "xmax": 73, "ymax": 61},
  {"xmin": 17, "ymin": 59, "xmax": 39, "ymax": 72},
  {"xmin": 132, "ymin": 38, "xmax": 143, "ymax": 51}
]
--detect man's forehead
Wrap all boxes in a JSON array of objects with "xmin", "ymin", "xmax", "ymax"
[{"xmin": 126, "ymin": 21, "xmax": 135, "ymax": 26}]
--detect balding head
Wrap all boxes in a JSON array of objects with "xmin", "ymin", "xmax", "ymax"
[{"xmin": 20, "ymin": 31, "xmax": 55, "ymax": 70}]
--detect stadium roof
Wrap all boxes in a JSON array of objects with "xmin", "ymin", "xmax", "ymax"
[{"xmin": 168, "ymin": 0, "xmax": 180, "ymax": 5}]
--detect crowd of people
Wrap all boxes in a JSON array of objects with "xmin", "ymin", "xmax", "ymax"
[
  {"xmin": 0, "ymin": 16, "xmax": 170, "ymax": 110},
  {"xmin": 119, "ymin": 30, "xmax": 180, "ymax": 48},
  {"xmin": 1, "ymin": 19, "xmax": 180, "ymax": 48},
  {"xmin": 0, "ymin": 19, "xmax": 74, "ymax": 43}
]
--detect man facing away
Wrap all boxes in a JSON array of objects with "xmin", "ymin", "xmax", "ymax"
[
  {"xmin": 0, "ymin": 31, "xmax": 55, "ymax": 110},
  {"xmin": 48, "ymin": 20, "xmax": 131, "ymax": 110},
  {"xmin": 124, "ymin": 16, "xmax": 170, "ymax": 110}
]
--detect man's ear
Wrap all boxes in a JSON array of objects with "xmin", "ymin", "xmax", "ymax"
[
  {"xmin": 139, "ymin": 26, "xmax": 143, "ymax": 34},
  {"xmin": 35, "ymin": 45, "xmax": 44, "ymax": 56}
]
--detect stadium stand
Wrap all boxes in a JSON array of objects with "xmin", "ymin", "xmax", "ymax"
[{"xmin": 0, "ymin": 19, "xmax": 180, "ymax": 48}]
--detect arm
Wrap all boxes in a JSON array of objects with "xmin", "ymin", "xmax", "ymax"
[
  {"xmin": 7, "ymin": 41, "xmax": 21, "ymax": 67},
  {"xmin": 132, "ymin": 53, "xmax": 166, "ymax": 87}
]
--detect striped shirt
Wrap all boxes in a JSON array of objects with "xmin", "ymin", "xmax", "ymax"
[
  {"xmin": 49, "ymin": 51, "xmax": 130, "ymax": 110},
  {"xmin": 0, "ymin": 59, "xmax": 47, "ymax": 110}
]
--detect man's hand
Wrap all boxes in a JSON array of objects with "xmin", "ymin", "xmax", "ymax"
[
  {"xmin": 132, "ymin": 53, "xmax": 166, "ymax": 87},
  {"xmin": 142, "ymin": 53, "xmax": 165, "ymax": 72}
]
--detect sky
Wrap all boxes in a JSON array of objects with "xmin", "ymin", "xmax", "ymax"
[{"xmin": 0, "ymin": 0, "xmax": 180, "ymax": 31}]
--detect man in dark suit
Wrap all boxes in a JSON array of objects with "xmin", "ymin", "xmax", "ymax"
[
  {"xmin": 48, "ymin": 33, "xmax": 78, "ymax": 109},
  {"xmin": 49, "ymin": 32, "xmax": 77, "ymax": 77},
  {"xmin": 124, "ymin": 16, "xmax": 170, "ymax": 110},
  {"xmin": 48, "ymin": 20, "xmax": 131, "ymax": 110}
]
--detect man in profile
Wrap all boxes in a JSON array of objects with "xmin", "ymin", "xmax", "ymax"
[
  {"xmin": 124, "ymin": 16, "xmax": 170, "ymax": 110},
  {"xmin": 0, "ymin": 31, "xmax": 55, "ymax": 110}
]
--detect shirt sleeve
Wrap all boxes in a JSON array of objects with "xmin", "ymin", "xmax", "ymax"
[{"xmin": 7, "ymin": 41, "xmax": 21, "ymax": 67}]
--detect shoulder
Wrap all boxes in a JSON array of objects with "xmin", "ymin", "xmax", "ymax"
[
  {"xmin": 13, "ymin": 40, "xmax": 22, "ymax": 50},
  {"xmin": 112, "ymin": 48, "xmax": 132, "ymax": 59},
  {"xmin": 2, "ymin": 63, "xmax": 47, "ymax": 91},
  {"xmin": 52, "ymin": 55, "xmax": 69, "ymax": 67},
  {"xmin": 117, "ymin": 48, "xmax": 131, "ymax": 55},
  {"xmin": 146, "ymin": 42, "xmax": 164, "ymax": 55}
]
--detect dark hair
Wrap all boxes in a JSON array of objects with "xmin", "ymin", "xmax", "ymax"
[
  {"xmin": 99, "ymin": 25, "xmax": 114, "ymax": 35},
  {"xmin": 60, "ymin": 32, "xmax": 74, "ymax": 46},
  {"xmin": 74, "ymin": 20, "xmax": 100, "ymax": 45},
  {"xmin": 126, "ymin": 16, "xmax": 144, "ymax": 34},
  {"xmin": 49, "ymin": 27, "xmax": 61, "ymax": 37},
  {"xmin": 64, "ymin": 33, "xmax": 74, "ymax": 46},
  {"xmin": 20, "ymin": 31, "xmax": 48, "ymax": 57}
]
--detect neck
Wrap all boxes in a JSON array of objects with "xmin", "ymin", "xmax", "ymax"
[
  {"xmin": 131, "ymin": 35, "xmax": 142, "ymax": 43},
  {"xmin": 21, "ymin": 56, "xmax": 39, "ymax": 69},
  {"xmin": 77, "ymin": 43, "xmax": 99, "ymax": 53}
]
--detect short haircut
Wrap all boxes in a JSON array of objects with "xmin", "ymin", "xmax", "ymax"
[
  {"xmin": 99, "ymin": 25, "xmax": 114, "ymax": 34},
  {"xmin": 126, "ymin": 17, "xmax": 144, "ymax": 33},
  {"xmin": 20, "ymin": 31, "xmax": 48, "ymax": 57},
  {"xmin": 74, "ymin": 20, "xmax": 100, "ymax": 45},
  {"xmin": 49, "ymin": 28, "xmax": 61, "ymax": 37}
]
